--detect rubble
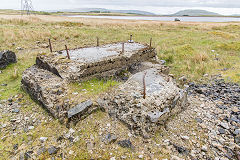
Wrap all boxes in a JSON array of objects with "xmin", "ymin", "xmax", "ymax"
[{"xmin": 101, "ymin": 68, "xmax": 188, "ymax": 137}]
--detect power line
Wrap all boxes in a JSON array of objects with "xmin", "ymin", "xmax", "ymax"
[{"xmin": 21, "ymin": 0, "xmax": 34, "ymax": 15}]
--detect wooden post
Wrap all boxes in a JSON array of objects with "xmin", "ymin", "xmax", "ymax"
[
  {"xmin": 49, "ymin": 39, "xmax": 52, "ymax": 52},
  {"xmin": 97, "ymin": 37, "xmax": 99, "ymax": 47},
  {"xmin": 65, "ymin": 45, "xmax": 70, "ymax": 59},
  {"xmin": 150, "ymin": 38, "xmax": 152, "ymax": 48},
  {"xmin": 143, "ymin": 72, "xmax": 147, "ymax": 99},
  {"xmin": 122, "ymin": 43, "xmax": 124, "ymax": 53}
]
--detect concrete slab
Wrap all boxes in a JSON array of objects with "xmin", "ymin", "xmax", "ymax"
[
  {"xmin": 36, "ymin": 42, "xmax": 156, "ymax": 81},
  {"xmin": 59, "ymin": 43, "xmax": 146, "ymax": 63}
]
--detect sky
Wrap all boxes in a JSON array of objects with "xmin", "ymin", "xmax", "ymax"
[{"xmin": 1, "ymin": 0, "xmax": 240, "ymax": 15}]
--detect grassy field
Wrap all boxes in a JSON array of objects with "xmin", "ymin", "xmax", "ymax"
[
  {"xmin": 0, "ymin": 14, "xmax": 239, "ymax": 159},
  {"xmin": 0, "ymin": 14, "xmax": 239, "ymax": 99}
]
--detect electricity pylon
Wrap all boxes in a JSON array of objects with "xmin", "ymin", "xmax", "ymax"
[{"xmin": 21, "ymin": 0, "xmax": 34, "ymax": 15}]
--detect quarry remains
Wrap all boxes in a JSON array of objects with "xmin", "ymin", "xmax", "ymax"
[{"xmin": 21, "ymin": 42, "xmax": 188, "ymax": 136}]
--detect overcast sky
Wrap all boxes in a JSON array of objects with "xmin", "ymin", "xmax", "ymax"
[{"xmin": 1, "ymin": 0, "xmax": 240, "ymax": 15}]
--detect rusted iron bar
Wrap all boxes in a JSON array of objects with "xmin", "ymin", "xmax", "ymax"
[
  {"xmin": 143, "ymin": 72, "xmax": 147, "ymax": 99},
  {"xmin": 122, "ymin": 42, "xmax": 124, "ymax": 53},
  {"xmin": 49, "ymin": 39, "xmax": 52, "ymax": 52},
  {"xmin": 150, "ymin": 38, "xmax": 152, "ymax": 48},
  {"xmin": 97, "ymin": 37, "xmax": 99, "ymax": 47},
  {"xmin": 65, "ymin": 45, "xmax": 70, "ymax": 59}
]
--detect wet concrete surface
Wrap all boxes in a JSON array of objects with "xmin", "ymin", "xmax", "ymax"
[
  {"xmin": 129, "ymin": 68, "xmax": 166, "ymax": 94},
  {"xmin": 60, "ymin": 43, "xmax": 146, "ymax": 63}
]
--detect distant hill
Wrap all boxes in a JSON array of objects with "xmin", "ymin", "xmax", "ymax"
[
  {"xmin": 172, "ymin": 9, "xmax": 221, "ymax": 16},
  {"xmin": 231, "ymin": 14, "xmax": 240, "ymax": 16},
  {"xmin": 49, "ymin": 8, "xmax": 155, "ymax": 15}
]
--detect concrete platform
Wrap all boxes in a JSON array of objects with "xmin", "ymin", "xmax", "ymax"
[{"xmin": 36, "ymin": 42, "xmax": 156, "ymax": 81}]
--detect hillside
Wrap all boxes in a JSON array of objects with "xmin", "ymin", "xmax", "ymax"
[
  {"xmin": 172, "ymin": 9, "xmax": 221, "ymax": 16},
  {"xmin": 49, "ymin": 8, "xmax": 155, "ymax": 15}
]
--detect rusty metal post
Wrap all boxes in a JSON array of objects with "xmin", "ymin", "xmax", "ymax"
[
  {"xmin": 65, "ymin": 45, "xmax": 70, "ymax": 59},
  {"xmin": 150, "ymin": 38, "xmax": 152, "ymax": 48},
  {"xmin": 122, "ymin": 42, "xmax": 124, "ymax": 53},
  {"xmin": 130, "ymin": 35, "xmax": 132, "ymax": 41},
  {"xmin": 49, "ymin": 39, "xmax": 52, "ymax": 52},
  {"xmin": 143, "ymin": 72, "xmax": 147, "ymax": 99},
  {"xmin": 97, "ymin": 37, "xmax": 99, "ymax": 47}
]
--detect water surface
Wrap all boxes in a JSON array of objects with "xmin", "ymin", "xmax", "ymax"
[{"xmin": 67, "ymin": 15, "xmax": 240, "ymax": 22}]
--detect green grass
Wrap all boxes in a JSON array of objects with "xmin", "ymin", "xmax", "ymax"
[
  {"xmin": 70, "ymin": 78, "xmax": 119, "ymax": 97},
  {"xmin": 0, "ymin": 17, "xmax": 239, "ymax": 99}
]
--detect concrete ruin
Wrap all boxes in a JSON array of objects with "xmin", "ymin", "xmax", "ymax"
[
  {"xmin": 100, "ymin": 67, "xmax": 188, "ymax": 137},
  {"xmin": 21, "ymin": 42, "xmax": 188, "ymax": 135},
  {"xmin": 36, "ymin": 43, "xmax": 156, "ymax": 82}
]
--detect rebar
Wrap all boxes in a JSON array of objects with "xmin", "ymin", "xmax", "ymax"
[{"xmin": 65, "ymin": 45, "xmax": 70, "ymax": 59}]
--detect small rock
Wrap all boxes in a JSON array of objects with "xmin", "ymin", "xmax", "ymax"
[
  {"xmin": 24, "ymin": 151, "xmax": 33, "ymax": 159},
  {"xmin": 37, "ymin": 147, "xmax": 46, "ymax": 155},
  {"xmin": 104, "ymin": 133, "xmax": 117, "ymax": 144},
  {"xmin": 138, "ymin": 155, "xmax": 144, "ymax": 159},
  {"xmin": 160, "ymin": 60, "xmax": 166, "ymax": 65},
  {"xmin": 201, "ymin": 145, "xmax": 208, "ymax": 152},
  {"xmin": 218, "ymin": 128, "xmax": 226, "ymax": 134},
  {"xmin": 39, "ymin": 137, "xmax": 48, "ymax": 143},
  {"xmin": 171, "ymin": 155, "xmax": 183, "ymax": 160},
  {"xmin": 69, "ymin": 128, "xmax": 75, "ymax": 134},
  {"xmin": 173, "ymin": 144, "xmax": 189, "ymax": 155},
  {"xmin": 117, "ymin": 140, "xmax": 133, "ymax": 149},
  {"xmin": 69, "ymin": 150, "xmax": 74, "ymax": 155},
  {"xmin": 28, "ymin": 126, "xmax": 34, "ymax": 130},
  {"xmin": 234, "ymin": 129, "xmax": 240, "ymax": 135},
  {"xmin": 220, "ymin": 122, "xmax": 229, "ymax": 130},
  {"xmin": 179, "ymin": 76, "xmax": 187, "ymax": 82},
  {"xmin": 232, "ymin": 107, "xmax": 240, "ymax": 114},
  {"xmin": 13, "ymin": 144, "xmax": 18, "ymax": 150},
  {"xmin": 195, "ymin": 118, "xmax": 203, "ymax": 123},
  {"xmin": 1, "ymin": 136, "xmax": 7, "ymax": 141},
  {"xmin": 12, "ymin": 108, "xmax": 20, "ymax": 113},
  {"xmin": 110, "ymin": 157, "xmax": 116, "ymax": 160},
  {"xmin": 234, "ymin": 136, "xmax": 240, "ymax": 145},
  {"xmin": 181, "ymin": 136, "xmax": 190, "ymax": 141},
  {"xmin": 8, "ymin": 98, "xmax": 13, "ymax": 102},
  {"xmin": 48, "ymin": 146, "xmax": 58, "ymax": 155},
  {"xmin": 16, "ymin": 47, "xmax": 23, "ymax": 50}
]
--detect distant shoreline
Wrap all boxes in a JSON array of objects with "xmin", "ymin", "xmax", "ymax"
[{"xmin": 59, "ymin": 13, "xmax": 240, "ymax": 18}]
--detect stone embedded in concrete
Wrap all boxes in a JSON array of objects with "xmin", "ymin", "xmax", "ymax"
[
  {"xmin": 147, "ymin": 108, "xmax": 170, "ymax": 123},
  {"xmin": 36, "ymin": 42, "xmax": 156, "ymax": 81},
  {"xmin": 102, "ymin": 68, "xmax": 188, "ymax": 137},
  {"xmin": 68, "ymin": 100, "xmax": 93, "ymax": 118},
  {"xmin": 0, "ymin": 50, "xmax": 17, "ymax": 69}
]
